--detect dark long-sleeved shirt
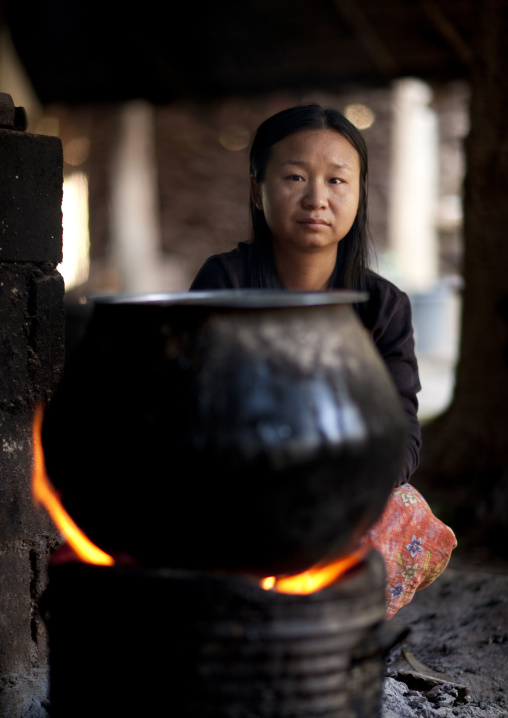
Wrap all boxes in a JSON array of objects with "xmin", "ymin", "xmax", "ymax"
[{"xmin": 190, "ymin": 243, "xmax": 422, "ymax": 485}]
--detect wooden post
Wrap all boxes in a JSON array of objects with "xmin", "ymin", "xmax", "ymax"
[{"xmin": 415, "ymin": 0, "xmax": 508, "ymax": 555}]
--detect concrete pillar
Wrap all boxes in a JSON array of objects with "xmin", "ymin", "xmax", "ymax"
[
  {"xmin": 0, "ymin": 93, "xmax": 64, "ymax": 718},
  {"xmin": 109, "ymin": 101, "xmax": 164, "ymax": 293},
  {"xmin": 388, "ymin": 78, "xmax": 439, "ymax": 292}
]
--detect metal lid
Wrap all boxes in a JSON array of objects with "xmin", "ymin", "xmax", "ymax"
[{"xmin": 88, "ymin": 289, "xmax": 368, "ymax": 308}]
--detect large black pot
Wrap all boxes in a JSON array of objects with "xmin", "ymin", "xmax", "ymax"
[{"xmin": 42, "ymin": 290, "xmax": 408, "ymax": 575}]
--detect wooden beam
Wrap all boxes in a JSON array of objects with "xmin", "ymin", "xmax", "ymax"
[
  {"xmin": 420, "ymin": 0, "xmax": 473, "ymax": 67},
  {"xmin": 332, "ymin": 0, "xmax": 399, "ymax": 77}
]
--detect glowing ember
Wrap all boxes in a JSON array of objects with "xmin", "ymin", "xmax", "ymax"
[
  {"xmin": 260, "ymin": 546, "xmax": 367, "ymax": 594},
  {"xmin": 32, "ymin": 404, "xmax": 114, "ymax": 566}
]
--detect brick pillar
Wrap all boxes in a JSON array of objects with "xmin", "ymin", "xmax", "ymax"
[{"xmin": 0, "ymin": 93, "xmax": 65, "ymax": 718}]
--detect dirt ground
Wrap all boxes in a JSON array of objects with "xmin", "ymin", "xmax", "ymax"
[{"xmin": 381, "ymin": 545, "xmax": 508, "ymax": 717}]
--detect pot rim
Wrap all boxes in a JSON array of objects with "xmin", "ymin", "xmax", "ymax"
[{"xmin": 87, "ymin": 289, "xmax": 368, "ymax": 308}]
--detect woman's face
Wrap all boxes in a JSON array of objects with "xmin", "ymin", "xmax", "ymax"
[{"xmin": 251, "ymin": 129, "xmax": 361, "ymax": 256}]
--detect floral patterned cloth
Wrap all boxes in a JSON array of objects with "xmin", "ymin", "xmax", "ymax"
[{"xmin": 360, "ymin": 483, "xmax": 457, "ymax": 619}]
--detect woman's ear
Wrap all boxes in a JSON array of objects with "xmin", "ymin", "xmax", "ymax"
[{"xmin": 250, "ymin": 175, "xmax": 263, "ymax": 211}]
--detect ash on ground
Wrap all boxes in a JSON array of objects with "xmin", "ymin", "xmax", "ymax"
[{"xmin": 381, "ymin": 551, "xmax": 508, "ymax": 718}]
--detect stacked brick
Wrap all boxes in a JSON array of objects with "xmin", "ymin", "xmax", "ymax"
[{"xmin": 0, "ymin": 93, "xmax": 64, "ymax": 718}]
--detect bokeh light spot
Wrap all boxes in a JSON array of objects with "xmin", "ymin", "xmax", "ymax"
[
  {"xmin": 219, "ymin": 124, "xmax": 250, "ymax": 151},
  {"xmin": 64, "ymin": 137, "xmax": 91, "ymax": 167},
  {"xmin": 344, "ymin": 104, "xmax": 376, "ymax": 130}
]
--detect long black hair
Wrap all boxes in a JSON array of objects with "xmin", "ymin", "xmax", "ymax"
[{"xmin": 248, "ymin": 103, "xmax": 372, "ymax": 290}]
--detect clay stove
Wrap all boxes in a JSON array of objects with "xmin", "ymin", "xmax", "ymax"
[{"xmin": 43, "ymin": 552, "xmax": 394, "ymax": 718}]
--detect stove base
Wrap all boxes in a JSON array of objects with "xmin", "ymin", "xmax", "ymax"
[{"xmin": 43, "ymin": 550, "xmax": 394, "ymax": 717}]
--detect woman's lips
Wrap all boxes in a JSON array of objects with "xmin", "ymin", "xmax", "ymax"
[{"xmin": 298, "ymin": 218, "xmax": 329, "ymax": 225}]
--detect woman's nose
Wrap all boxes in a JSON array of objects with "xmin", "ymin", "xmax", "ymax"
[{"xmin": 302, "ymin": 181, "xmax": 327, "ymax": 208}]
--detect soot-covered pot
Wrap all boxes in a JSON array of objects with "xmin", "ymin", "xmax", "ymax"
[{"xmin": 41, "ymin": 290, "xmax": 408, "ymax": 575}]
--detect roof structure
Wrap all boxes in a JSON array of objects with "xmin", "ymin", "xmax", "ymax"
[{"xmin": 2, "ymin": 0, "xmax": 475, "ymax": 105}]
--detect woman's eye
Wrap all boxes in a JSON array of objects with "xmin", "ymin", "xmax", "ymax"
[
  {"xmin": 329, "ymin": 177, "xmax": 343, "ymax": 184},
  {"xmin": 288, "ymin": 174, "xmax": 304, "ymax": 181}
]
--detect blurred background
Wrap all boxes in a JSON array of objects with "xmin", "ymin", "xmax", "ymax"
[{"xmin": 0, "ymin": 0, "xmax": 475, "ymax": 421}]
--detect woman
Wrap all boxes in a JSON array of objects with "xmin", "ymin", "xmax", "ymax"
[
  {"xmin": 191, "ymin": 103, "xmax": 421, "ymax": 486},
  {"xmin": 190, "ymin": 104, "xmax": 456, "ymax": 616}
]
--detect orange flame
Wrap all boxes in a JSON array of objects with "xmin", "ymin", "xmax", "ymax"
[
  {"xmin": 31, "ymin": 404, "xmax": 114, "ymax": 566},
  {"xmin": 260, "ymin": 546, "xmax": 367, "ymax": 595}
]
